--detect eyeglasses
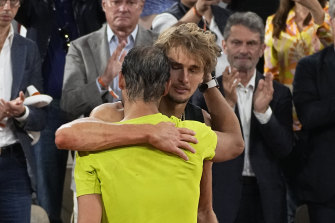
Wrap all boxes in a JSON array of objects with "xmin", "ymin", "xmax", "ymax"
[
  {"xmin": 0, "ymin": 0, "xmax": 20, "ymax": 7},
  {"xmin": 107, "ymin": 0, "xmax": 142, "ymax": 8}
]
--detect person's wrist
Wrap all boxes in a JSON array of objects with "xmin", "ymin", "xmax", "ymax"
[
  {"xmin": 98, "ymin": 76, "xmax": 109, "ymax": 89},
  {"xmin": 14, "ymin": 107, "xmax": 26, "ymax": 118},
  {"xmin": 193, "ymin": 5, "xmax": 203, "ymax": 18}
]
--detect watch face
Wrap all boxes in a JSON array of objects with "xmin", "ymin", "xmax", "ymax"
[{"xmin": 198, "ymin": 83, "xmax": 208, "ymax": 93}]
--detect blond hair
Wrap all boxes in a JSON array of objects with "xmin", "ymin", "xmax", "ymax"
[{"xmin": 154, "ymin": 23, "xmax": 221, "ymax": 75}]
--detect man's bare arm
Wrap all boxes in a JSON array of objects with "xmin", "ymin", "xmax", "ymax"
[
  {"xmin": 202, "ymin": 73, "xmax": 244, "ymax": 162},
  {"xmin": 55, "ymin": 103, "xmax": 198, "ymax": 160},
  {"xmin": 197, "ymin": 161, "xmax": 218, "ymax": 223},
  {"xmin": 77, "ymin": 194, "xmax": 102, "ymax": 223}
]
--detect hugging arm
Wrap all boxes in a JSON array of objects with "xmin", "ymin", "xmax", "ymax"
[{"xmin": 55, "ymin": 102, "xmax": 198, "ymax": 160}]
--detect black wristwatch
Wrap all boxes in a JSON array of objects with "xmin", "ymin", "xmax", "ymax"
[{"xmin": 198, "ymin": 78, "xmax": 219, "ymax": 93}]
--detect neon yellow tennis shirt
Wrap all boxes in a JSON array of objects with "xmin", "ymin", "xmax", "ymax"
[{"xmin": 75, "ymin": 113, "xmax": 217, "ymax": 223}]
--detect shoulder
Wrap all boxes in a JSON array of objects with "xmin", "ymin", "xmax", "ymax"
[
  {"xmin": 180, "ymin": 119, "xmax": 212, "ymax": 135},
  {"xmin": 90, "ymin": 102, "xmax": 124, "ymax": 122},
  {"xmin": 13, "ymin": 34, "xmax": 40, "ymax": 59},
  {"xmin": 137, "ymin": 26, "xmax": 159, "ymax": 44},
  {"xmin": 273, "ymin": 80, "xmax": 290, "ymax": 95},
  {"xmin": 72, "ymin": 25, "xmax": 106, "ymax": 45},
  {"xmin": 300, "ymin": 45, "xmax": 333, "ymax": 64},
  {"xmin": 13, "ymin": 34, "xmax": 37, "ymax": 48},
  {"xmin": 211, "ymin": 5, "xmax": 231, "ymax": 17}
]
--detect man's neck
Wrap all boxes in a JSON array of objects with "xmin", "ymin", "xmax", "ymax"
[
  {"xmin": 0, "ymin": 25, "xmax": 10, "ymax": 52},
  {"xmin": 238, "ymin": 69, "xmax": 256, "ymax": 87},
  {"xmin": 159, "ymin": 97, "xmax": 188, "ymax": 120},
  {"xmin": 110, "ymin": 24, "xmax": 137, "ymax": 43},
  {"xmin": 123, "ymin": 100, "xmax": 160, "ymax": 121}
]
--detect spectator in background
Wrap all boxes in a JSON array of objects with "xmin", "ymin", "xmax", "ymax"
[
  {"xmin": 293, "ymin": 1, "xmax": 335, "ymax": 222},
  {"xmin": 139, "ymin": 0, "xmax": 178, "ymax": 29},
  {"xmin": 15, "ymin": 1, "xmax": 105, "ymax": 222},
  {"xmin": 222, "ymin": 0, "xmax": 280, "ymax": 73},
  {"xmin": 265, "ymin": 2, "xmax": 333, "ymax": 221},
  {"xmin": 152, "ymin": 0, "xmax": 231, "ymax": 78},
  {"xmin": 265, "ymin": 0, "xmax": 332, "ymax": 97},
  {"xmin": 192, "ymin": 12, "xmax": 293, "ymax": 223},
  {"xmin": 0, "ymin": 0, "xmax": 46, "ymax": 221},
  {"xmin": 61, "ymin": 0, "xmax": 157, "ymax": 120}
]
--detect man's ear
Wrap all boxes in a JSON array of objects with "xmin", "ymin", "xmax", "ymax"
[
  {"xmin": 118, "ymin": 72, "xmax": 125, "ymax": 90},
  {"xmin": 222, "ymin": 39, "xmax": 228, "ymax": 54},
  {"xmin": 101, "ymin": 0, "xmax": 107, "ymax": 12},
  {"xmin": 163, "ymin": 79, "xmax": 171, "ymax": 96}
]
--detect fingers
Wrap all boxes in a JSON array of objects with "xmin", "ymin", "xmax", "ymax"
[
  {"xmin": 119, "ymin": 50, "xmax": 127, "ymax": 64},
  {"xmin": 171, "ymin": 147, "xmax": 189, "ymax": 161},
  {"xmin": 112, "ymin": 41, "xmax": 126, "ymax": 61},
  {"xmin": 178, "ymin": 141, "xmax": 196, "ymax": 154},
  {"xmin": 178, "ymin": 127, "xmax": 196, "ymax": 136},
  {"xmin": 19, "ymin": 91, "xmax": 25, "ymax": 102}
]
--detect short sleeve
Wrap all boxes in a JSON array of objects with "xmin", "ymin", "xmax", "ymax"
[
  {"xmin": 75, "ymin": 152, "xmax": 101, "ymax": 197},
  {"xmin": 182, "ymin": 120, "xmax": 217, "ymax": 161},
  {"xmin": 202, "ymin": 128, "xmax": 217, "ymax": 161}
]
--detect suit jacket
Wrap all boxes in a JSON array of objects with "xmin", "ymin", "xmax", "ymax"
[
  {"xmin": 60, "ymin": 24, "xmax": 158, "ymax": 119},
  {"xmin": 191, "ymin": 72, "xmax": 293, "ymax": 223},
  {"xmin": 15, "ymin": 0, "xmax": 105, "ymax": 59},
  {"xmin": 293, "ymin": 45, "xmax": 335, "ymax": 203},
  {"xmin": 10, "ymin": 34, "xmax": 47, "ymax": 190}
]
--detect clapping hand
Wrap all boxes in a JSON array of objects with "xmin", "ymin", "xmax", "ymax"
[
  {"xmin": 253, "ymin": 73, "xmax": 274, "ymax": 113},
  {"xmin": 222, "ymin": 66, "xmax": 240, "ymax": 108}
]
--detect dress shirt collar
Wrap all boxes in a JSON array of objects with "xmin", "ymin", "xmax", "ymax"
[
  {"xmin": 6, "ymin": 24, "xmax": 14, "ymax": 47},
  {"xmin": 107, "ymin": 24, "xmax": 139, "ymax": 44},
  {"xmin": 237, "ymin": 70, "xmax": 257, "ymax": 90}
]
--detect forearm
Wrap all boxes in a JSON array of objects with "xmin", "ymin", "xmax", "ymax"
[
  {"xmin": 198, "ymin": 161, "xmax": 218, "ymax": 223},
  {"xmin": 203, "ymin": 88, "xmax": 244, "ymax": 161},
  {"xmin": 55, "ymin": 119, "xmax": 154, "ymax": 151},
  {"xmin": 179, "ymin": 6, "xmax": 203, "ymax": 24},
  {"xmin": 308, "ymin": 2, "xmax": 325, "ymax": 25},
  {"xmin": 78, "ymin": 194, "xmax": 102, "ymax": 223}
]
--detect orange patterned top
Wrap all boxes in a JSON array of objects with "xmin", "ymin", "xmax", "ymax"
[{"xmin": 264, "ymin": 3, "xmax": 333, "ymax": 87}]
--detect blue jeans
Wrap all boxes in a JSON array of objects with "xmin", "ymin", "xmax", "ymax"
[
  {"xmin": 34, "ymin": 99, "xmax": 69, "ymax": 223},
  {"xmin": 0, "ymin": 145, "xmax": 32, "ymax": 222}
]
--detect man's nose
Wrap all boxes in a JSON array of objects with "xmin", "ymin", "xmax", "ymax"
[
  {"xmin": 178, "ymin": 70, "xmax": 190, "ymax": 83},
  {"xmin": 118, "ymin": 2, "xmax": 129, "ymax": 11},
  {"xmin": 239, "ymin": 43, "xmax": 249, "ymax": 53}
]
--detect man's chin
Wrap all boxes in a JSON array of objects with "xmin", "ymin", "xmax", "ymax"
[{"xmin": 166, "ymin": 94, "xmax": 189, "ymax": 104}]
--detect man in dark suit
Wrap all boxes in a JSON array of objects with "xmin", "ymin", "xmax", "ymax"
[
  {"xmin": 61, "ymin": 0, "xmax": 158, "ymax": 119},
  {"xmin": 192, "ymin": 12, "xmax": 293, "ymax": 223},
  {"xmin": 0, "ymin": 0, "xmax": 46, "ymax": 221},
  {"xmin": 14, "ymin": 1, "xmax": 105, "ymax": 222},
  {"xmin": 293, "ymin": 1, "xmax": 335, "ymax": 222}
]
